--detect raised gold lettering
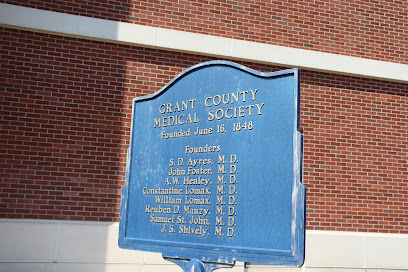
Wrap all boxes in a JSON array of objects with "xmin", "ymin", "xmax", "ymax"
[
  {"xmin": 216, "ymin": 216, "xmax": 224, "ymax": 226},
  {"xmin": 215, "ymin": 226, "xmax": 223, "ymax": 236}
]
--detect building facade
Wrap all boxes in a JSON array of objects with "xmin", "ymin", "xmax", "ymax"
[{"xmin": 0, "ymin": 1, "xmax": 407, "ymax": 271}]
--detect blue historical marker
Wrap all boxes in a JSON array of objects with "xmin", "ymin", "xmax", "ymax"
[{"xmin": 119, "ymin": 61, "xmax": 305, "ymax": 271}]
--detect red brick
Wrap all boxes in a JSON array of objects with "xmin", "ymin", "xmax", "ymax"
[{"xmin": 0, "ymin": 28, "xmax": 407, "ymax": 233}]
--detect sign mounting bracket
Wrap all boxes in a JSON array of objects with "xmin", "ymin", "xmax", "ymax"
[{"xmin": 164, "ymin": 257, "xmax": 235, "ymax": 272}]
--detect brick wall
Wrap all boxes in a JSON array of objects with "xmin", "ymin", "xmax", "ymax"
[
  {"xmin": 1, "ymin": 28, "xmax": 407, "ymax": 232},
  {"xmin": 302, "ymin": 71, "xmax": 408, "ymax": 233},
  {"xmin": 1, "ymin": 0, "xmax": 407, "ymax": 64},
  {"xmin": 0, "ymin": 27, "xmax": 211, "ymax": 221}
]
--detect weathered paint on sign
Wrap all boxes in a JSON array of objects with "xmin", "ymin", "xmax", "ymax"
[{"xmin": 119, "ymin": 61, "xmax": 305, "ymax": 266}]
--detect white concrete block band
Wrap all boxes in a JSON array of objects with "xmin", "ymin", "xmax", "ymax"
[
  {"xmin": 0, "ymin": 219, "xmax": 407, "ymax": 272},
  {"xmin": 1, "ymin": 3, "xmax": 407, "ymax": 83}
]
